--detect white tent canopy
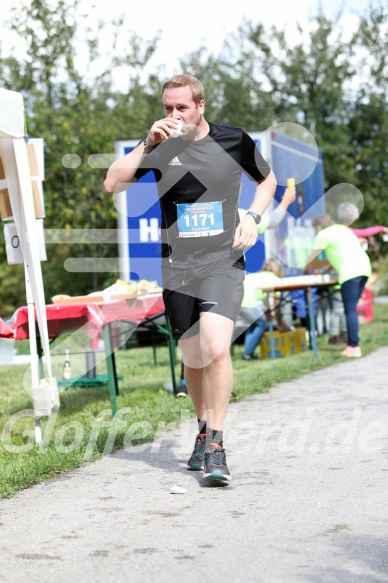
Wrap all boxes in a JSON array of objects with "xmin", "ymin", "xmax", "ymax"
[{"xmin": 0, "ymin": 89, "xmax": 25, "ymax": 138}]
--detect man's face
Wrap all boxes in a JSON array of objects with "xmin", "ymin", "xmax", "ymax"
[{"xmin": 162, "ymin": 86, "xmax": 205, "ymax": 126}]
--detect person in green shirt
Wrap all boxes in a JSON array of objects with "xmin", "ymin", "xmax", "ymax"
[
  {"xmin": 240, "ymin": 258, "xmax": 291, "ymax": 359},
  {"xmin": 304, "ymin": 214, "xmax": 372, "ymax": 358}
]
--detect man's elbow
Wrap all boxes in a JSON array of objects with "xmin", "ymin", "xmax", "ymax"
[
  {"xmin": 260, "ymin": 170, "xmax": 277, "ymax": 193},
  {"xmin": 103, "ymin": 177, "xmax": 115, "ymax": 195},
  {"xmin": 104, "ymin": 176, "xmax": 135, "ymax": 195},
  {"xmin": 267, "ymin": 170, "xmax": 277, "ymax": 191},
  {"xmin": 103, "ymin": 176, "xmax": 125, "ymax": 195}
]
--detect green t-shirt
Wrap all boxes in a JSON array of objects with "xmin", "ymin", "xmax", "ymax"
[
  {"xmin": 241, "ymin": 271, "xmax": 281, "ymax": 308},
  {"xmin": 313, "ymin": 224, "xmax": 372, "ymax": 284},
  {"xmin": 284, "ymin": 235, "xmax": 314, "ymax": 269}
]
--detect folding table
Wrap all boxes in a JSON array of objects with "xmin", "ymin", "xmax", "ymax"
[
  {"xmin": 262, "ymin": 275, "xmax": 339, "ymax": 358},
  {"xmin": 11, "ymin": 293, "xmax": 177, "ymax": 415},
  {"xmin": 0, "ymin": 317, "xmax": 14, "ymax": 339}
]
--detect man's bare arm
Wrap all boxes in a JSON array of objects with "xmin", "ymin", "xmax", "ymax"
[
  {"xmin": 103, "ymin": 141, "xmax": 150, "ymax": 195},
  {"xmin": 103, "ymin": 117, "xmax": 184, "ymax": 195},
  {"xmin": 233, "ymin": 170, "xmax": 277, "ymax": 250},
  {"xmin": 247, "ymin": 170, "xmax": 277, "ymax": 217}
]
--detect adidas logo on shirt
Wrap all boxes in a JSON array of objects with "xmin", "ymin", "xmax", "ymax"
[{"xmin": 168, "ymin": 157, "xmax": 182, "ymax": 166}]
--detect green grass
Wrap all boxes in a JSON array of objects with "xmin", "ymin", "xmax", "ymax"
[{"xmin": 1, "ymin": 303, "xmax": 387, "ymax": 498}]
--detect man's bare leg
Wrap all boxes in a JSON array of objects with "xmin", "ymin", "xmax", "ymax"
[
  {"xmin": 181, "ymin": 312, "xmax": 235, "ymax": 480},
  {"xmin": 179, "ymin": 311, "xmax": 234, "ymax": 434}
]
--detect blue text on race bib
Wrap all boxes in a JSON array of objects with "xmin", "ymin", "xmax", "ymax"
[{"xmin": 176, "ymin": 201, "xmax": 224, "ymax": 238}]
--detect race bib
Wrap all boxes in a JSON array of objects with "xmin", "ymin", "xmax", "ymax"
[{"xmin": 176, "ymin": 201, "xmax": 224, "ymax": 238}]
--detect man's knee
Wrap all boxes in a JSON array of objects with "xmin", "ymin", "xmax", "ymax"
[
  {"xmin": 182, "ymin": 354, "xmax": 204, "ymax": 369},
  {"xmin": 179, "ymin": 336, "xmax": 203, "ymax": 369},
  {"xmin": 201, "ymin": 339, "xmax": 231, "ymax": 365}
]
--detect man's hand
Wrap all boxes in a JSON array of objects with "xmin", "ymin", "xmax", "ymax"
[
  {"xmin": 147, "ymin": 118, "xmax": 184, "ymax": 146},
  {"xmin": 232, "ymin": 215, "xmax": 258, "ymax": 250}
]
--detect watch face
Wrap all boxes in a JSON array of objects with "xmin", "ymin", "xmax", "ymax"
[{"xmin": 247, "ymin": 211, "xmax": 260, "ymax": 224}]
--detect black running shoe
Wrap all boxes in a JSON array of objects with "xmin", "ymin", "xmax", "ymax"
[
  {"xmin": 176, "ymin": 379, "xmax": 188, "ymax": 398},
  {"xmin": 187, "ymin": 433, "xmax": 206, "ymax": 471},
  {"xmin": 203, "ymin": 445, "xmax": 232, "ymax": 483}
]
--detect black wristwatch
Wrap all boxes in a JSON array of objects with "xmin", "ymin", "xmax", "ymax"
[
  {"xmin": 246, "ymin": 211, "xmax": 262, "ymax": 225},
  {"xmin": 142, "ymin": 138, "xmax": 154, "ymax": 151}
]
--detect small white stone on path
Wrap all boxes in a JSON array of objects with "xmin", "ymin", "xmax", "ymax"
[{"xmin": 169, "ymin": 485, "xmax": 187, "ymax": 494}]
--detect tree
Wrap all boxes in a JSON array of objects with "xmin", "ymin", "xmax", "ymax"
[
  {"xmin": 240, "ymin": 14, "xmax": 358, "ymax": 189},
  {"xmin": 0, "ymin": 0, "xmax": 159, "ymax": 313},
  {"xmin": 347, "ymin": 3, "xmax": 388, "ymax": 234},
  {"xmin": 190, "ymin": 6, "xmax": 387, "ymax": 242},
  {"xmin": 178, "ymin": 36, "xmax": 275, "ymax": 131},
  {"xmin": 0, "ymin": 2, "xmax": 386, "ymax": 317}
]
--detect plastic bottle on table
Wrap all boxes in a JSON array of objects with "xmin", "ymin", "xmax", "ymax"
[{"xmin": 62, "ymin": 349, "xmax": 72, "ymax": 380}]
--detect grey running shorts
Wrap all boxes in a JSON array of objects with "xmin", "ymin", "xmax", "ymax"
[{"xmin": 162, "ymin": 253, "xmax": 245, "ymax": 340}]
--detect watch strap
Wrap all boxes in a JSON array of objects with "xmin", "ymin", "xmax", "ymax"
[
  {"xmin": 246, "ymin": 210, "xmax": 262, "ymax": 225},
  {"xmin": 142, "ymin": 138, "xmax": 154, "ymax": 151}
]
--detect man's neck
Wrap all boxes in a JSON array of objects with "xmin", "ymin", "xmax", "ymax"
[{"xmin": 194, "ymin": 117, "xmax": 210, "ymax": 141}]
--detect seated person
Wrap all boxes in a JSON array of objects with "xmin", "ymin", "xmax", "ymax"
[{"xmin": 239, "ymin": 258, "xmax": 291, "ymax": 360}]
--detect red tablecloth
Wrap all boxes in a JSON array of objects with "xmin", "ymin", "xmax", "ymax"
[
  {"xmin": 0, "ymin": 317, "xmax": 14, "ymax": 339},
  {"xmin": 11, "ymin": 294, "xmax": 166, "ymax": 340}
]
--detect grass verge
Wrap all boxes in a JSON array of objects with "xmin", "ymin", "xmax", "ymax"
[{"xmin": 0, "ymin": 303, "xmax": 387, "ymax": 498}]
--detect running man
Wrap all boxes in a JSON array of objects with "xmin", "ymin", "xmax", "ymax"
[{"xmin": 104, "ymin": 74, "xmax": 276, "ymax": 483}]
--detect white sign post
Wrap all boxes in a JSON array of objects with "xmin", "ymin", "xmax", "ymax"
[{"xmin": 0, "ymin": 88, "xmax": 59, "ymax": 444}]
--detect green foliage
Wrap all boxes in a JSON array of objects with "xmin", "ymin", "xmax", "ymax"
[
  {"xmin": 348, "ymin": 4, "xmax": 388, "ymax": 230},
  {"xmin": 0, "ymin": 253, "xmax": 25, "ymax": 317},
  {"xmin": 0, "ymin": 1, "xmax": 386, "ymax": 314},
  {"xmin": 179, "ymin": 35, "xmax": 275, "ymax": 131},
  {"xmin": 0, "ymin": 0, "xmax": 159, "ymax": 307},
  {"xmin": 236, "ymin": 16, "xmax": 359, "ymax": 188}
]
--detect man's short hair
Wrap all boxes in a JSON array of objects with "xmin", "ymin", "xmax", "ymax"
[{"xmin": 162, "ymin": 74, "xmax": 204, "ymax": 104}]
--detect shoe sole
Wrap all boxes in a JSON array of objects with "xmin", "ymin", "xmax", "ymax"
[
  {"xmin": 187, "ymin": 463, "xmax": 203, "ymax": 471},
  {"xmin": 176, "ymin": 391, "xmax": 188, "ymax": 398},
  {"xmin": 203, "ymin": 470, "xmax": 232, "ymax": 483}
]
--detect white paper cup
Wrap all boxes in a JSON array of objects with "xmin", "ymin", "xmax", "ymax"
[{"xmin": 170, "ymin": 120, "xmax": 183, "ymax": 138}]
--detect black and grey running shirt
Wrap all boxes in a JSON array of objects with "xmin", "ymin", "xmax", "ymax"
[{"xmin": 135, "ymin": 122, "xmax": 271, "ymax": 262}]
